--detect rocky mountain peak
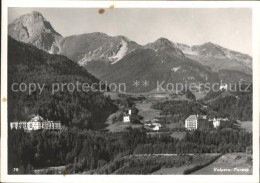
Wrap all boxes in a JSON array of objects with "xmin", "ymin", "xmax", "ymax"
[
  {"xmin": 146, "ymin": 38, "xmax": 185, "ymax": 59},
  {"xmin": 8, "ymin": 11, "xmax": 62, "ymax": 54},
  {"xmin": 174, "ymin": 41, "xmax": 252, "ymax": 74},
  {"xmin": 153, "ymin": 37, "xmax": 173, "ymax": 47},
  {"xmin": 29, "ymin": 11, "xmax": 46, "ymax": 22},
  {"xmin": 203, "ymin": 42, "xmax": 215, "ymax": 46}
]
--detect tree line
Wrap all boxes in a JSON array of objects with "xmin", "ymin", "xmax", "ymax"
[{"xmin": 9, "ymin": 125, "xmax": 251, "ymax": 174}]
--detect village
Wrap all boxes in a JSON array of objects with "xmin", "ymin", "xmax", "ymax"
[
  {"xmin": 8, "ymin": 82, "xmax": 245, "ymax": 134},
  {"xmin": 122, "ymin": 108, "xmax": 229, "ymax": 131},
  {"xmin": 102, "ymin": 83, "xmax": 236, "ymax": 133},
  {"xmin": 9, "ymin": 83, "xmax": 233, "ymax": 133},
  {"xmin": 9, "ymin": 109, "xmax": 229, "ymax": 132}
]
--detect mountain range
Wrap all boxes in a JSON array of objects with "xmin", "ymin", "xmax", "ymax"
[
  {"xmin": 8, "ymin": 11, "xmax": 252, "ymax": 93},
  {"xmin": 175, "ymin": 42, "xmax": 252, "ymax": 74}
]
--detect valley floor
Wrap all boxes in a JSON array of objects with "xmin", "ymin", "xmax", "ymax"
[
  {"xmin": 104, "ymin": 94, "xmax": 164, "ymax": 132},
  {"xmin": 135, "ymin": 100, "xmax": 161, "ymax": 122}
]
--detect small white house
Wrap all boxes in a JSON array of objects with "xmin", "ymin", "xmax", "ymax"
[
  {"xmin": 220, "ymin": 83, "xmax": 228, "ymax": 91},
  {"xmin": 123, "ymin": 109, "xmax": 132, "ymax": 123},
  {"xmin": 209, "ymin": 117, "xmax": 228, "ymax": 128},
  {"xmin": 123, "ymin": 116, "xmax": 130, "ymax": 123},
  {"xmin": 213, "ymin": 118, "xmax": 220, "ymax": 128},
  {"xmin": 212, "ymin": 118, "xmax": 228, "ymax": 128},
  {"xmin": 152, "ymin": 125, "xmax": 160, "ymax": 131}
]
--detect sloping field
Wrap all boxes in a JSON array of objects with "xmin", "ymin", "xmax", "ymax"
[
  {"xmin": 150, "ymin": 154, "xmax": 220, "ymax": 175},
  {"xmin": 86, "ymin": 154, "xmax": 221, "ymax": 174},
  {"xmin": 170, "ymin": 132, "xmax": 186, "ymax": 140},
  {"xmin": 238, "ymin": 121, "xmax": 252, "ymax": 132},
  {"xmin": 152, "ymin": 165, "xmax": 194, "ymax": 175},
  {"xmin": 136, "ymin": 101, "xmax": 161, "ymax": 121},
  {"xmin": 191, "ymin": 153, "xmax": 252, "ymax": 175}
]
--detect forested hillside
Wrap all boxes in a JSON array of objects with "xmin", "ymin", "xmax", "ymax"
[
  {"xmin": 152, "ymin": 90, "xmax": 252, "ymax": 121},
  {"xmin": 8, "ymin": 127, "xmax": 252, "ymax": 174},
  {"xmin": 8, "ymin": 37, "xmax": 116, "ymax": 129}
]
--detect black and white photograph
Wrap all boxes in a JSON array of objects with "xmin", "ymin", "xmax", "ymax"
[{"xmin": 1, "ymin": 1, "xmax": 260, "ymax": 183}]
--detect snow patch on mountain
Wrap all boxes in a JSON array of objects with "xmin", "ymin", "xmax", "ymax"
[
  {"xmin": 171, "ymin": 66, "xmax": 181, "ymax": 72},
  {"xmin": 73, "ymin": 39, "xmax": 132, "ymax": 66},
  {"xmin": 78, "ymin": 48, "xmax": 103, "ymax": 66},
  {"xmin": 173, "ymin": 43, "xmax": 196, "ymax": 56},
  {"xmin": 182, "ymin": 49, "xmax": 199, "ymax": 56},
  {"xmin": 128, "ymin": 49, "xmax": 136, "ymax": 54},
  {"xmin": 110, "ymin": 39, "xmax": 128, "ymax": 64}
]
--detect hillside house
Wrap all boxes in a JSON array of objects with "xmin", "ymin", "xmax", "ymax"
[
  {"xmin": 209, "ymin": 117, "xmax": 229, "ymax": 128},
  {"xmin": 152, "ymin": 122, "xmax": 162, "ymax": 131},
  {"xmin": 144, "ymin": 120, "xmax": 161, "ymax": 131},
  {"xmin": 185, "ymin": 114, "xmax": 210, "ymax": 131},
  {"xmin": 213, "ymin": 118, "xmax": 220, "ymax": 128},
  {"xmin": 10, "ymin": 115, "xmax": 61, "ymax": 131},
  {"xmin": 152, "ymin": 125, "xmax": 160, "ymax": 131},
  {"xmin": 185, "ymin": 114, "xmax": 230, "ymax": 130},
  {"xmin": 185, "ymin": 115, "xmax": 198, "ymax": 131},
  {"xmin": 123, "ymin": 109, "xmax": 132, "ymax": 123},
  {"xmin": 123, "ymin": 116, "xmax": 130, "ymax": 123},
  {"xmin": 220, "ymin": 83, "xmax": 228, "ymax": 91}
]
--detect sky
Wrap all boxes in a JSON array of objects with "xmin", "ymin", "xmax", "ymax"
[{"xmin": 8, "ymin": 8, "xmax": 252, "ymax": 55}]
